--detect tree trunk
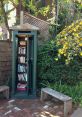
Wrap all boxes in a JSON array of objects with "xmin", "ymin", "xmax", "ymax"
[
  {"xmin": 55, "ymin": 0, "xmax": 58, "ymax": 21},
  {"xmin": 55, "ymin": 0, "xmax": 58, "ymax": 35}
]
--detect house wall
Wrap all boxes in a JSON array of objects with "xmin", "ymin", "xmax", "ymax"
[{"xmin": 0, "ymin": 41, "xmax": 12, "ymax": 85}]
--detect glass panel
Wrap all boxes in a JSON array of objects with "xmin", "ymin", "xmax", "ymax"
[{"xmin": 28, "ymin": 36, "xmax": 34, "ymax": 95}]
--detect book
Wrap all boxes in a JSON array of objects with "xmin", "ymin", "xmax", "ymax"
[
  {"xmin": 17, "ymin": 83, "xmax": 27, "ymax": 91},
  {"xmin": 18, "ymin": 57, "xmax": 25, "ymax": 63},
  {"xmin": 18, "ymin": 47, "xmax": 26, "ymax": 54},
  {"xmin": 18, "ymin": 64, "xmax": 26, "ymax": 72},
  {"xmin": 19, "ymin": 41, "xmax": 26, "ymax": 46},
  {"xmin": 18, "ymin": 73, "xmax": 28, "ymax": 81}
]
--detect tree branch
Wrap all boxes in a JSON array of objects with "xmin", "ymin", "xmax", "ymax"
[
  {"xmin": 6, "ymin": 7, "xmax": 15, "ymax": 15},
  {"xmin": 0, "ymin": 0, "xmax": 11, "ymax": 40}
]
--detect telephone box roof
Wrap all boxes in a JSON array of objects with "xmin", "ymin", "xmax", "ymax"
[{"xmin": 10, "ymin": 23, "xmax": 39, "ymax": 31}]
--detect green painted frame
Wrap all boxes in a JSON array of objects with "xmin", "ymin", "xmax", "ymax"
[{"xmin": 11, "ymin": 30, "xmax": 38, "ymax": 98}]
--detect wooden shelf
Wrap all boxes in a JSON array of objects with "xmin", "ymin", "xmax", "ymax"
[
  {"xmin": 18, "ymin": 72, "xmax": 26, "ymax": 74},
  {"xmin": 18, "ymin": 54, "xmax": 26, "ymax": 56},
  {"xmin": 18, "ymin": 63, "xmax": 27, "ymax": 65},
  {"xmin": 18, "ymin": 81, "xmax": 27, "ymax": 84},
  {"xmin": 18, "ymin": 45, "xmax": 26, "ymax": 47}
]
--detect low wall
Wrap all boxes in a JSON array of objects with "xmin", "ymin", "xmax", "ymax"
[{"xmin": 0, "ymin": 41, "xmax": 12, "ymax": 85}]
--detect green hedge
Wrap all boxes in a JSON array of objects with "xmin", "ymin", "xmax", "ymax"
[{"xmin": 37, "ymin": 41, "xmax": 82, "ymax": 88}]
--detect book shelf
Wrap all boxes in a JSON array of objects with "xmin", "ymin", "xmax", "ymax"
[
  {"xmin": 11, "ymin": 23, "xmax": 39, "ymax": 98},
  {"xmin": 17, "ymin": 35, "xmax": 28, "ymax": 92}
]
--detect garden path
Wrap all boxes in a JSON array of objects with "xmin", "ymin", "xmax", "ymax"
[{"xmin": 0, "ymin": 98, "xmax": 73, "ymax": 117}]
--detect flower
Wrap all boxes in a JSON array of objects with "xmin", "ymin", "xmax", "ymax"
[
  {"xmin": 80, "ymin": 52, "xmax": 82, "ymax": 56},
  {"xmin": 79, "ymin": 43, "xmax": 82, "ymax": 46},
  {"xmin": 55, "ymin": 19, "xmax": 82, "ymax": 64},
  {"xmin": 54, "ymin": 58, "xmax": 58, "ymax": 61},
  {"xmin": 58, "ymin": 49, "xmax": 64, "ymax": 54}
]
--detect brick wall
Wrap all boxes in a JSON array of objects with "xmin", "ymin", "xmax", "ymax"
[{"xmin": 0, "ymin": 41, "xmax": 12, "ymax": 85}]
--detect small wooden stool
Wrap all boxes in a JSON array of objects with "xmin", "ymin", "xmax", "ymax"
[{"xmin": 0, "ymin": 85, "xmax": 9, "ymax": 99}]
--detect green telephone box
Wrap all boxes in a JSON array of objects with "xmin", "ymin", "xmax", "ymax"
[{"xmin": 10, "ymin": 23, "xmax": 39, "ymax": 98}]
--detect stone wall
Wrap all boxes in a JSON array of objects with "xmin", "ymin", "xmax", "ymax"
[{"xmin": 0, "ymin": 41, "xmax": 12, "ymax": 85}]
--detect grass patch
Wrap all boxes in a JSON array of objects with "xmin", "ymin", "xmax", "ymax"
[{"xmin": 42, "ymin": 81, "xmax": 82, "ymax": 105}]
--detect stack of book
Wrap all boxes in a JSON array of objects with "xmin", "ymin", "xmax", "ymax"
[
  {"xmin": 17, "ymin": 83, "xmax": 27, "ymax": 91},
  {"xmin": 18, "ymin": 47, "xmax": 26, "ymax": 54},
  {"xmin": 18, "ymin": 64, "xmax": 26, "ymax": 72},
  {"xmin": 20, "ymin": 41, "xmax": 26, "ymax": 46},
  {"xmin": 18, "ymin": 57, "xmax": 25, "ymax": 63},
  {"xmin": 18, "ymin": 73, "xmax": 27, "ymax": 81}
]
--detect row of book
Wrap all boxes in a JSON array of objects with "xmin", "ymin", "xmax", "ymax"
[
  {"xmin": 18, "ymin": 47, "xmax": 26, "ymax": 54},
  {"xmin": 18, "ymin": 64, "xmax": 27, "ymax": 72},
  {"xmin": 17, "ymin": 83, "xmax": 27, "ymax": 91},
  {"xmin": 18, "ymin": 73, "xmax": 28, "ymax": 81},
  {"xmin": 19, "ymin": 41, "xmax": 26, "ymax": 46},
  {"xmin": 18, "ymin": 57, "xmax": 26, "ymax": 63}
]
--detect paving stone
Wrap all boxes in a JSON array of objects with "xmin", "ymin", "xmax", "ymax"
[
  {"xmin": 45, "ymin": 101, "xmax": 53, "ymax": 106},
  {"xmin": 54, "ymin": 106, "xmax": 59, "ymax": 109},
  {"xmin": 56, "ymin": 111, "xmax": 63, "ymax": 116},
  {"xmin": 43, "ymin": 105, "xmax": 49, "ymax": 109},
  {"xmin": 4, "ymin": 110, "xmax": 12, "ymax": 116},
  {"xmin": 0, "ymin": 99, "xmax": 70, "ymax": 117}
]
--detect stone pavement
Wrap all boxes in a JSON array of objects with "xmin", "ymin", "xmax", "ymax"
[
  {"xmin": 0, "ymin": 98, "xmax": 66, "ymax": 117},
  {"xmin": 71, "ymin": 108, "xmax": 82, "ymax": 117}
]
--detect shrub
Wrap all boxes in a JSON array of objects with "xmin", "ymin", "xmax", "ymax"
[
  {"xmin": 37, "ymin": 41, "xmax": 82, "ymax": 88},
  {"xmin": 55, "ymin": 20, "xmax": 82, "ymax": 64},
  {"xmin": 37, "ymin": 20, "xmax": 82, "ymax": 104}
]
